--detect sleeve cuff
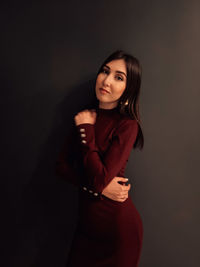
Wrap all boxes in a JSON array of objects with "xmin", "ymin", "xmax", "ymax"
[
  {"xmin": 76, "ymin": 123, "xmax": 98, "ymax": 151},
  {"xmin": 80, "ymin": 184, "xmax": 104, "ymax": 200}
]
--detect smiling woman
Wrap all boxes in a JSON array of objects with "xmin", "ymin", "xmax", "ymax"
[{"xmin": 56, "ymin": 50, "xmax": 144, "ymax": 267}]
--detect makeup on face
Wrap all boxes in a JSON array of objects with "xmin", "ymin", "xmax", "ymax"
[{"xmin": 95, "ymin": 59, "xmax": 127, "ymax": 109}]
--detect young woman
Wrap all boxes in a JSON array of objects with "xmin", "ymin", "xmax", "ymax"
[{"xmin": 56, "ymin": 50, "xmax": 144, "ymax": 267}]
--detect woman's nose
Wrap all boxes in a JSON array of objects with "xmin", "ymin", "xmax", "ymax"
[{"xmin": 103, "ymin": 74, "xmax": 112, "ymax": 86}]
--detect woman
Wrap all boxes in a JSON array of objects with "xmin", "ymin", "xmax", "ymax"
[{"xmin": 56, "ymin": 50, "xmax": 144, "ymax": 267}]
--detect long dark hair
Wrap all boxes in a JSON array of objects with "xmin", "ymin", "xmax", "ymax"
[{"xmin": 86, "ymin": 50, "xmax": 144, "ymax": 150}]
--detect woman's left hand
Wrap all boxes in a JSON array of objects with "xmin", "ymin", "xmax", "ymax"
[
  {"xmin": 101, "ymin": 177, "xmax": 131, "ymax": 202},
  {"xmin": 74, "ymin": 109, "xmax": 97, "ymax": 126}
]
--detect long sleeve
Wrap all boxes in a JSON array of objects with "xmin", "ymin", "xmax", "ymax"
[
  {"xmin": 76, "ymin": 118, "xmax": 139, "ymax": 193},
  {"xmin": 55, "ymin": 127, "xmax": 81, "ymax": 188}
]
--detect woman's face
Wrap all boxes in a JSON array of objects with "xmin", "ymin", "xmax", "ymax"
[{"xmin": 95, "ymin": 59, "xmax": 127, "ymax": 109}]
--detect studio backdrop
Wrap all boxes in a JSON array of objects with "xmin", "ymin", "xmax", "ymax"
[{"xmin": 1, "ymin": 1, "xmax": 199, "ymax": 267}]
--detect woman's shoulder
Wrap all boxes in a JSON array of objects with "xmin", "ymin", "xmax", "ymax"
[
  {"xmin": 115, "ymin": 113, "xmax": 138, "ymax": 132},
  {"xmin": 118, "ymin": 112, "xmax": 138, "ymax": 123}
]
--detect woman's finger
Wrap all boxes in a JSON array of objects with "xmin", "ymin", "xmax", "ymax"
[
  {"xmin": 119, "ymin": 195, "xmax": 128, "ymax": 202},
  {"xmin": 120, "ymin": 183, "xmax": 131, "ymax": 192},
  {"xmin": 120, "ymin": 191, "xmax": 129, "ymax": 198}
]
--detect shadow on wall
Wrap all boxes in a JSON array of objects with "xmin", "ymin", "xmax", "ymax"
[{"xmin": 17, "ymin": 78, "xmax": 96, "ymax": 267}]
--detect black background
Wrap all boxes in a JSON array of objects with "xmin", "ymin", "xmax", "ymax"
[{"xmin": 1, "ymin": 1, "xmax": 200, "ymax": 266}]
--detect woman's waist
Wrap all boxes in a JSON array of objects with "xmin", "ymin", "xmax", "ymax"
[
  {"xmin": 77, "ymin": 193, "xmax": 142, "ymax": 224},
  {"xmin": 78, "ymin": 190, "xmax": 134, "ymax": 209}
]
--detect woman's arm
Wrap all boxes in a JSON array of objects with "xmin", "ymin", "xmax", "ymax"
[
  {"xmin": 75, "ymin": 111, "xmax": 138, "ymax": 194},
  {"xmin": 56, "ymin": 112, "xmax": 135, "ymax": 202}
]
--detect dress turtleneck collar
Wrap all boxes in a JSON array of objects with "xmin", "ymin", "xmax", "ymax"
[{"xmin": 97, "ymin": 106, "xmax": 119, "ymax": 113}]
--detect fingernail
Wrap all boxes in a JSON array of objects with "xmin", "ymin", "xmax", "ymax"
[{"xmin": 125, "ymin": 178, "xmax": 128, "ymax": 180}]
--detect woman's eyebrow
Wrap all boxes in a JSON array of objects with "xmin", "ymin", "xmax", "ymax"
[{"xmin": 104, "ymin": 64, "xmax": 127, "ymax": 77}]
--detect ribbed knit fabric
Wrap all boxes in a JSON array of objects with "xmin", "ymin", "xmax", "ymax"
[{"xmin": 56, "ymin": 106, "xmax": 143, "ymax": 267}]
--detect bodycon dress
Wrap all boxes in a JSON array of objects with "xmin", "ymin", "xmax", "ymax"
[{"xmin": 56, "ymin": 106, "xmax": 143, "ymax": 267}]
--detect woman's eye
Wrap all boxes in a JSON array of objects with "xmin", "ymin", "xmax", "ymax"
[
  {"xmin": 101, "ymin": 69, "xmax": 123, "ymax": 81},
  {"xmin": 116, "ymin": 76, "xmax": 123, "ymax": 81},
  {"xmin": 102, "ymin": 69, "xmax": 109, "ymax": 74}
]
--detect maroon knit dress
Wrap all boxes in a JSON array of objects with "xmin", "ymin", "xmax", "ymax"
[{"xmin": 56, "ymin": 106, "xmax": 143, "ymax": 267}]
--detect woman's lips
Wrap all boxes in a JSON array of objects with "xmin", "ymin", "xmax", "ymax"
[{"xmin": 100, "ymin": 88, "xmax": 110, "ymax": 94}]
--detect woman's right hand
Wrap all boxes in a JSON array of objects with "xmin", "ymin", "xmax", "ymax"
[{"xmin": 101, "ymin": 177, "xmax": 131, "ymax": 202}]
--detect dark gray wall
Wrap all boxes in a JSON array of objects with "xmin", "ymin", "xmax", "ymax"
[{"xmin": 1, "ymin": 1, "xmax": 199, "ymax": 266}]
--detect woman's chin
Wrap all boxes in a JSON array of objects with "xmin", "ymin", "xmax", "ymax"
[{"xmin": 96, "ymin": 94, "xmax": 108, "ymax": 102}]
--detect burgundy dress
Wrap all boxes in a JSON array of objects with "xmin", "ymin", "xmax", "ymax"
[{"xmin": 56, "ymin": 106, "xmax": 143, "ymax": 267}]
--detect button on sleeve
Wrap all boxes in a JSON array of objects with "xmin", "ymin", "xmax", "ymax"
[{"xmin": 76, "ymin": 123, "xmax": 98, "ymax": 151}]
